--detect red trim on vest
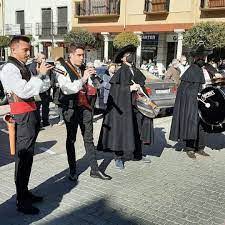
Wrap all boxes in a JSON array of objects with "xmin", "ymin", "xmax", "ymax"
[
  {"xmin": 9, "ymin": 102, "xmax": 37, "ymax": 114},
  {"xmin": 86, "ymin": 84, "xmax": 97, "ymax": 96}
]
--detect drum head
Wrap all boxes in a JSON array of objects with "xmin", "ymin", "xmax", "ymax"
[
  {"xmin": 198, "ymin": 86, "xmax": 225, "ymax": 125},
  {"xmin": 136, "ymin": 97, "xmax": 160, "ymax": 118}
]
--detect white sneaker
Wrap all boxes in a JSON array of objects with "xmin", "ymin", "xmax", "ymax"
[
  {"xmin": 57, "ymin": 120, "xmax": 65, "ymax": 126},
  {"xmin": 142, "ymin": 155, "xmax": 151, "ymax": 163}
]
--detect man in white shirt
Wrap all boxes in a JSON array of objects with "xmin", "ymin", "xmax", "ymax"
[
  {"xmin": 55, "ymin": 43, "xmax": 112, "ymax": 182},
  {"xmin": 0, "ymin": 36, "xmax": 52, "ymax": 215}
]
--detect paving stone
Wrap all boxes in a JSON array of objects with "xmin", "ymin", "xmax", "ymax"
[{"xmin": 0, "ymin": 111, "xmax": 225, "ymax": 225}]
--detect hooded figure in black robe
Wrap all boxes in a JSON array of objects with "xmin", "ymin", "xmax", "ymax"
[
  {"xmin": 97, "ymin": 45, "xmax": 154, "ymax": 168},
  {"xmin": 169, "ymin": 41, "xmax": 216, "ymax": 159}
]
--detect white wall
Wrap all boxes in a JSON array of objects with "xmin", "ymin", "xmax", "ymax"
[
  {"xmin": 5, "ymin": 0, "xmax": 71, "ymax": 27},
  {"xmin": 4, "ymin": 0, "xmax": 72, "ymax": 57}
]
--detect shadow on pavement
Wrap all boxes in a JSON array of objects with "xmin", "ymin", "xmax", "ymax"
[
  {"xmin": 206, "ymin": 132, "xmax": 225, "ymax": 150},
  {"xmin": 0, "ymin": 168, "xmax": 156, "ymax": 225},
  {"xmin": 170, "ymin": 132, "xmax": 225, "ymax": 152},
  {"xmin": 75, "ymin": 152, "xmax": 113, "ymax": 176},
  {"xmin": 143, "ymin": 127, "xmax": 172, "ymax": 157}
]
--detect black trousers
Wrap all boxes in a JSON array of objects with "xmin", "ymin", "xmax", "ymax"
[
  {"xmin": 185, "ymin": 122, "xmax": 206, "ymax": 151},
  {"xmin": 14, "ymin": 111, "xmax": 39, "ymax": 203},
  {"xmin": 36, "ymin": 91, "xmax": 50, "ymax": 125},
  {"xmin": 63, "ymin": 106, "xmax": 98, "ymax": 175}
]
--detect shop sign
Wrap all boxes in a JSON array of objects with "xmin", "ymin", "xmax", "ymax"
[{"xmin": 142, "ymin": 34, "xmax": 158, "ymax": 45}]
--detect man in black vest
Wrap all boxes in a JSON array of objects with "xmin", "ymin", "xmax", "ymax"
[
  {"xmin": 0, "ymin": 36, "xmax": 52, "ymax": 214},
  {"xmin": 55, "ymin": 43, "xmax": 112, "ymax": 182}
]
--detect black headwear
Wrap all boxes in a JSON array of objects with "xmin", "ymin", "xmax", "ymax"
[
  {"xmin": 190, "ymin": 41, "xmax": 213, "ymax": 57},
  {"xmin": 114, "ymin": 45, "xmax": 137, "ymax": 63}
]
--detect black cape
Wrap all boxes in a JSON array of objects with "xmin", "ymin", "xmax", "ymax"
[
  {"xmin": 169, "ymin": 63, "xmax": 216, "ymax": 141},
  {"xmin": 97, "ymin": 64, "xmax": 154, "ymax": 153}
]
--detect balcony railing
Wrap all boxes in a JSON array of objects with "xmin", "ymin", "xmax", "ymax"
[
  {"xmin": 36, "ymin": 22, "xmax": 68, "ymax": 38},
  {"xmin": 200, "ymin": 0, "xmax": 225, "ymax": 10},
  {"xmin": 75, "ymin": 0, "xmax": 120, "ymax": 17},
  {"xmin": 5, "ymin": 23, "xmax": 32, "ymax": 35},
  {"xmin": 144, "ymin": 0, "xmax": 170, "ymax": 14}
]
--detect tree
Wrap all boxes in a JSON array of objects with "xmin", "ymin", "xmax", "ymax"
[
  {"xmin": 113, "ymin": 32, "xmax": 140, "ymax": 49},
  {"xmin": 64, "ymin": 29, "xmax": 97, "ymax": 49},
  {"xmin": 183, "ymin": 22, "xmax": 225, "ymax": 49},
  {"xmin": 0, "ymin": 36, "xmax": 10, "ymax": 61}
]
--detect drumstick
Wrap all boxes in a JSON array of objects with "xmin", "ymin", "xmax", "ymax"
[{"xmin": 197, "ymin": 96, "xmax": 211, "ymax": 108}]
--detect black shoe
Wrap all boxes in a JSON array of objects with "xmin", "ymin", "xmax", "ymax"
[
  {"xmin": 17, "ymin": 202, "xmax": 40, "ymax": 215},
  {"xmin": 186, "ymin": 151, "xmax": 196, "ymax": 159},
  {"xmin": 90, "ymin": 170, "xmax": 112, "ymax": 180},
  {"xmin": 68, "ymin": 173, "xmax": 78, "ymax": 182},
  {"xmin": 133, "ymin": 155, "xmax": 142, "ymax": 161},
  {"xmin": 26, "ymin": 191, "xmax": 43, "ymax": 203},
  {"xmin": 196, "ymin": 150, "xmax": 210, "ymax": 157}
]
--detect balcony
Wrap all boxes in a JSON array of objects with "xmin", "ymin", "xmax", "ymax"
[
  {"xmin": 144, "ymin": 0, "xmax": 170, "ymax": 15},
  {"xmin": 36, "ymin": 22, "xmax": 68, "ymax": 39},
  {"xmin": 5, "ymin": 23, "xmax": 32, "ymax": 36},
  {"xmin": 200, "ymin": 0, "xmax": 225, "ymax": 11},
  {"xmin": 75, "ymin": 0, "xmax": 120, "ymax": 18}
]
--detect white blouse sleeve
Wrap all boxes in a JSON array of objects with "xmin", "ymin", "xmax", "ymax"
[{"xmin": 55, "ymin": 65, "xmax": 83, "ymax": 95}]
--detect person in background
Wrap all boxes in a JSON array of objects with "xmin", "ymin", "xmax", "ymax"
[
  {"xmin": 99, "ymin": 63, "xmax": 117, "ymax": 110},
  {"xmin": 147, "ymin": 59, "xmax": 155, "ymax": 72},
  {"xmin": 178, "ymin": 55, "xmax": 189, "ymax": 77},
  {"xmin": 165, "ymin": 59, "xmax": 181, "ymax": 86},
  {"xmin": 218, "ymin": 59, "xmax": 225, "ymax": 71},
  {"xmin": 141, "ymin": 60, "xmax": 148, "ymax": 70},
  {"xmin": 51, "ymin": 60, "xmax": 64, "ymax": 125},
  {"xmin": 29, "ymin": 52, "xmax": 51, "ymax": 127}
]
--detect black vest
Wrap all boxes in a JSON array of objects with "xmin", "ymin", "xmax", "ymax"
[{"xmin": 7, "ymin": 56, "xmax": 31, "ymax": 81}]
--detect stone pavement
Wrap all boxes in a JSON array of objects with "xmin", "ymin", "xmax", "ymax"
[{"xmin": 0, "ymin": 105, "xmax": 225, "ymax": 225}]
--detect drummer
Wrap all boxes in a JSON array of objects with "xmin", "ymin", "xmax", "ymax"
[
  {"xmin": 97, "ymin": 45, "xmax": 154, "ymax": 169},
  {"xmin": 169, "ymin": 41, "xmax": 219, "ymax": 159}
]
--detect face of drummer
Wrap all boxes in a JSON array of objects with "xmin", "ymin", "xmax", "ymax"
[
  {"xmin": 11, "ymin": 40, "xmax": 31, "ymax": 63},
  {"xmin": 70, "ymin": 48, "xmax": 84, "ymax": 67}
]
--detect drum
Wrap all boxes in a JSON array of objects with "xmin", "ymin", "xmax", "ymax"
[
  {"xmin": 136, "ymin": 94, "xmax": 160, "ymax": 118},
  {"xmin": 198, "ymin": 86, "xmax": 225, "ymax": 132}
]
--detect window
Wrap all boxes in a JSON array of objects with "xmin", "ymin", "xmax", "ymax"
[
  {"xmin": 57, "ymin": 7, "xmax": 67, "ymax": 35},
  {"xmin": 42, "ymin": 8, "xmax": 52, "ymax": 36},
  {"xmin": 16, "ymin": 10, "xmax": 24, "ymax": 35}
]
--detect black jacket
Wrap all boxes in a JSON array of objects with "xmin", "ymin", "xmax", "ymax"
[
  {"xmin": 97, "ymin": 64, "xmax": 154, "ymax": 153},
  {"xmin": 169, "ymin": 63, "xmax": 215, "ymax": 141}
]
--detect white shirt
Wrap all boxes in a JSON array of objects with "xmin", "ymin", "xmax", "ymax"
[
  {"xmin": 202, "ymin": 67, "xmax": 211, "ymax": 89},
  {"xmin": 0, "ymin": 63, "xmax": 44, "ymax": 99},
  {"xmin": 55, "ymin": 64, "xmax": 83, "ymax": 95}
]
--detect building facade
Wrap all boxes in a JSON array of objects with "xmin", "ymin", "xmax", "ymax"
[
  {"xmin": 4, "ymin": 0, "xmax": 72, "ymax": 58},
  {"xmin": 72, "ymin": 0, "xmax": 225, "ymax": 71}
]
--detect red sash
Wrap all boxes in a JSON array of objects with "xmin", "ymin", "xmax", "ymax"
[{"xmin": 9, "ymin": 102, "xmax": 37, "ymax": 115}]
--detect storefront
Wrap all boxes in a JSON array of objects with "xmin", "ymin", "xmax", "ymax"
[{"xmin": 141, "ymin": 33, "xmax": 159, "ymax": 63}]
